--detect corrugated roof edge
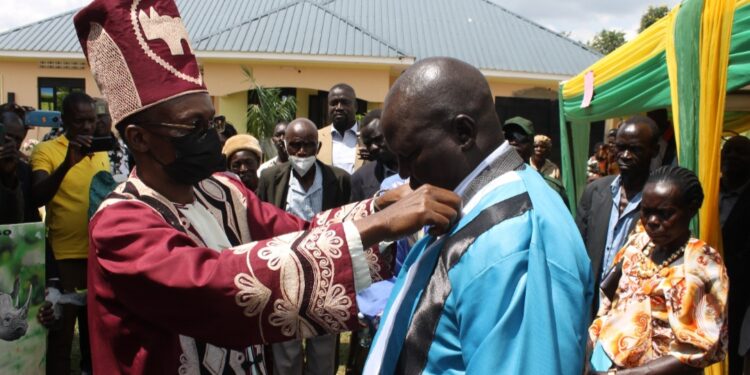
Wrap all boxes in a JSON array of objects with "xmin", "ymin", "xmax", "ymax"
[
  {"xmin": 482, "ymin": 0, "xmax": 602, "ymax": 58},
  {"xmin": 192, "ymin": 1, "xmax": 301, "ymax": 44},
  {"xmin": 311, "ymin": 0, "xmax": 410, "ymax": 56},
  {"xmin": 0, "ymin": 9, "xmax": 77, "ymax": 37},
  {"xmin": 0, "ymin": 0, "xmax": 592, "ymax": 65},
  {"xmin": 194, "ymin": 0, "xmax": 411, "ymax": 57}
]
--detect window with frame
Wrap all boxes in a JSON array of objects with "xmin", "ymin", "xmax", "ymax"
[{"xmin": 38, "ymin": 78, "xmax": 85, "ymax": 111}]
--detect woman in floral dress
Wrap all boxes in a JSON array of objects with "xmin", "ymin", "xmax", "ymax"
[{"xmin": 587, "ymin": 166, "xmax": 728, "ymax": 374}]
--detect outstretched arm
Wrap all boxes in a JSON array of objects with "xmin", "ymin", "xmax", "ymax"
[{"xmin": 90, "ymin": 184, "xmax": 460, "ymax": 348}]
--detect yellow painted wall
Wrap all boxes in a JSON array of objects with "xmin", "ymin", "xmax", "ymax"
[
  {"xmin": 296, "ymin": 88, "xmax": 316, "ymax": 119},
  {"xmin": 202, "ymin": 62, "xmax": 392, "ymax": 102},
  {"xmin": 216, "ymin": 91, "xmax": 248, "ymax": 133},
  {"xmin": 0, "ymin": 59, "xmax": 99, "ymax": 108},
  {"xmin": 367, "ymin": 102, "xmax": 383, "ymax": 111},
  {"xmin": 0, "ymin": 58, "xmax": 560, "ymax": 110},
  {"xmin": 488, "ymin": 79, "xmax": 557, "ymax": 98},
  {"xmin": 0, "ymin": 57, "xmax": 566, "ymax": 141},
  {"xmin": 201, "ymin": 62, "xmax": 393, "ymax": 134}
]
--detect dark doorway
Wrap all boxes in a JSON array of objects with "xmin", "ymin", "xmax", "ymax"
[
  {"xmin": 247, "ymin": 87, "xmax": 297, "ymax": 105},
  {"xmin": 495, "ymin": 97, "xmax": 604, "ymax": 168},
  {"xmin": 38, "ymin": 77, "xmax": 85, "ymax": 111}
]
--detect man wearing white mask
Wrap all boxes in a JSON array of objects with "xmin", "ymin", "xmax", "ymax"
[{"xmin": 256, "ymin": 117, "xmax": 352, "ymax": 375}]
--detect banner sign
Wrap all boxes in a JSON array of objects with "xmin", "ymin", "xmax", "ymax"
[{"xmin": 0, "ymin": 222, "xmax": 46, "ymax": 374}]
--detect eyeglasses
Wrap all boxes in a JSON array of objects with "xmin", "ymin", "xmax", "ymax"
[{"xmin": 285, "ymin": 140, "xmax": 318, "ymax": 152}]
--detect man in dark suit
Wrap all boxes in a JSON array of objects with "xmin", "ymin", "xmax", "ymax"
[
  {"xmin": 576, "ymin": 116, "xmax": 659, "ymax": 310},
  {"xmin": 350, "ymin": 109, "xmax": 399, "ymax": 202},
  {"xmin": 720, "ymin": 135, "xmax": 750, "ymax": 375},
  {"xmin": 256, "ymin": 117, "xmax": 350, "ymax": 375},
  {"xmin": 257, "ymin": 118, "xmax": 351, "ymax": 215}
]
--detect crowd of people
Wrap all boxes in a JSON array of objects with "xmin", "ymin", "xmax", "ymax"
[{"xmin": 0, "ymin": 0, "xmax": 748, "ymax": 374}]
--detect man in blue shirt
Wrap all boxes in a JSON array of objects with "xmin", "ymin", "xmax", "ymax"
[
  {"xmin": 364, "ymin": 57, "xmax": 592, "ymax": 375},
  {"xmin": 576, "ymin": 116, "xmax": 660, "ymax": 305}
]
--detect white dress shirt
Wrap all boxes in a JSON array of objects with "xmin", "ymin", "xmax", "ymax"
[
  {"xmin": 285, "ymin": 163, "xmax": 323, "ymax": 221},
  {"xmin": 177, "ymin": 201, "xmax": 233, "ymax": 252},
  {"xmin": 331, "ymin": 122, "xmax": 359, "ymax": 174}
]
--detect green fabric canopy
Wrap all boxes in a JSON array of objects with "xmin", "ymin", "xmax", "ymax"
[{"xmin": 559, "ymin": 1, "xmax": 750, "ymax": 215}]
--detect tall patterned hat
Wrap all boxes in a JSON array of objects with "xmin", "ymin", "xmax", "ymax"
[{"xmin": 74, "ymin": 0, "xmax": 207, "ymax": 126}]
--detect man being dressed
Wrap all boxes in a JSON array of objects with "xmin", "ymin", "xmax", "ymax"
[
  {"xmin": 318, "ymin": 83, "xmax": 363, "ymax": 173},
  {"xmin": 257, "ymin": 118, "xmax": 351, "ymax": 375},
  {"xmin": 363, "ymin": 57, "xmax": 592, "ymax": 374},
  {"xmin": 74, "ymin": 1, "xmax": 460, "ymax": 374}
]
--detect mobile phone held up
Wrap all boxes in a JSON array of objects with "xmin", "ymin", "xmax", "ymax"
[
  {"xmin": 82, "ymin": 136, "xmax": 116, "ymax": 154},
  {"xmin": 25, "ymin": 110, "xmax": 62, "ymax": 128}
]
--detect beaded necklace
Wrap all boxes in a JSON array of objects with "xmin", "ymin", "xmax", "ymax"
[{"xmin": 635, "ymin": 241, "xmax": 686, "ymax": 278}]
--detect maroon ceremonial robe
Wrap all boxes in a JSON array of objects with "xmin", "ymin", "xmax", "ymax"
[{"xmin": 88, "ymin": 172, "xmax": 390, "ymax": 374}]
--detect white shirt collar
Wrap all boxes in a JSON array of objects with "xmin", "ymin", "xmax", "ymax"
[
  {"xmin": 289, "ymin": 162, "xmax": 323, "ymax": 195},
  {"xmin": 453, "ymin": 141, "xmax": 511, "ymax": 197},
  {"xmin": 331, "ymin": 122, "xmax": 359, "ymax": 136},
  {"xmin": 177, "ymin": 202, "xmax": 232, "ymax": 252}
]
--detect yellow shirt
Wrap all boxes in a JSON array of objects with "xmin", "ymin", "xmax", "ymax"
[{"xmin": 31, "ymin": 135, "xmax": 110, "ymax": 260}]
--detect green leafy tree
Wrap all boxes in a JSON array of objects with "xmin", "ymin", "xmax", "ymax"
[
  {"xmin": 587, "ymin": 29, "xmax": 626, "ymax": 55},
  {"xmin": 640, "ymin": 5, "xmax": 670, "ymax": 32},
  {"xmin": 242, "ymin": 67, "xmax": 297, "ymax": 158}
]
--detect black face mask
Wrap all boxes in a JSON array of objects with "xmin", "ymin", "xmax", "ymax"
[{"xmin": 155, "ymin": 128, "xmax": 225, "ymax": 185}]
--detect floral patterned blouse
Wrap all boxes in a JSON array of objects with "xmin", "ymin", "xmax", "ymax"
[{"xmin": 588, "ymin": 223, "xmax": 729, "ymax": 369}]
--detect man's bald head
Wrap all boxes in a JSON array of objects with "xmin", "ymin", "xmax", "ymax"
[
  {"xmin": 384, "ymin": 58, "xmax": 498, "ymax": 130},
  {"xmin": 285, "ymin": 118, "xmax": 320, "ymax": 158},
  {"xmin": 286, "ymin": 118, "xmax": 318, "ymax": 139},
  {"xmin": 381, "ymin": 57, "xmax": 503, "ymax": 190}
]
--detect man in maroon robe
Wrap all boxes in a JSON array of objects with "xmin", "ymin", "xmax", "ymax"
[{"xmin": 74, "ymin": 1, "xmax": 460, "ymax": 373}]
